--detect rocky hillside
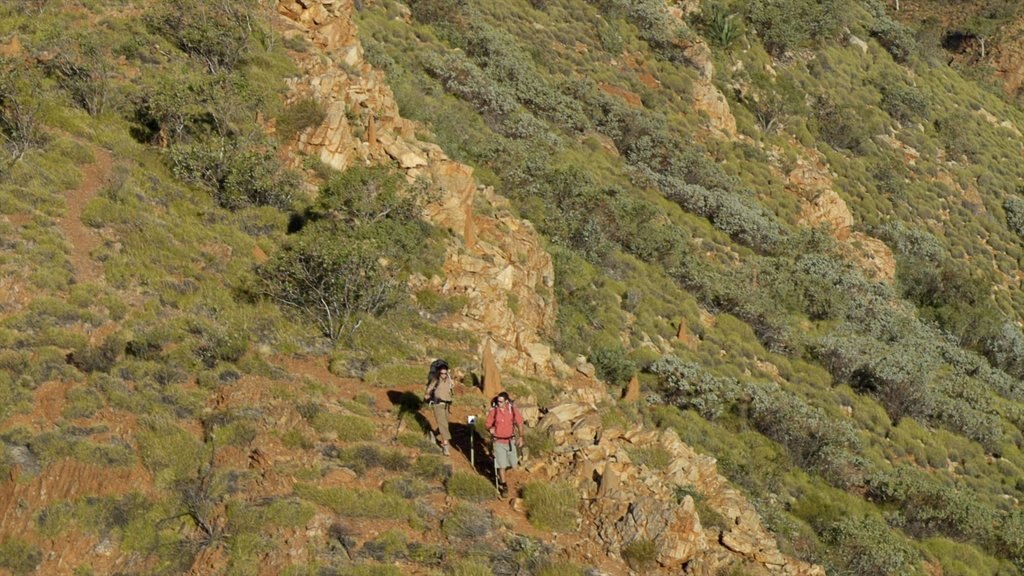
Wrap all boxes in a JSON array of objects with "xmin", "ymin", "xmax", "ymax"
[{"xmin": 7, "ymin": 0, "xmax": 1024, "ymax": 574}]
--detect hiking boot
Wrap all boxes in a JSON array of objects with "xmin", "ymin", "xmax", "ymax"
[
  {"xmin": 498, "ymin": 482, "xmax": 508, "ymax": 497},
  {"xmin": 442, "ymin": 444, "xmax": 450, "ymax": 456}
]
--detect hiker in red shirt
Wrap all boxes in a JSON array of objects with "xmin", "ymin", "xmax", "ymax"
[{"xmin": 486, "ymin": 391, "xmax": 523, "ymax": 496}]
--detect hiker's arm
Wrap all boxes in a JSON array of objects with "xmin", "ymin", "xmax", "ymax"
[{"xmin": 485, "ymin": 409, "xmax": 496, "ymax": 434}]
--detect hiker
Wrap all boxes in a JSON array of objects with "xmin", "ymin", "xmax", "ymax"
[
  {"xmin": 486, "ymin": 391, "xmax": 523, "ymax": 497},
  {"xmin": 424, "ymin": 359, "xmax": 454, "ymax": 455}
]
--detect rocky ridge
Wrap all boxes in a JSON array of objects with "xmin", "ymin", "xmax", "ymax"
[
  {"xmin": 276, "ymin": 0, "xmax": 564, "ymax": 377},
  {"xmin": 527, "ymin": 380, "xmax": 823, "ymax": 575}
]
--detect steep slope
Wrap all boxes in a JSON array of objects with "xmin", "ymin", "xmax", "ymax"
[{"xmin": 8, "ymin": 0, "xmax": 1024, "ymax": 574}]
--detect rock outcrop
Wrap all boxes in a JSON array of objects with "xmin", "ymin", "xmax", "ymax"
[
  {"xmin": 788, "ymin": 155, "xmax": 896, "ymax": 282},
  {"xmin": 529, "ymin": 383, "xmax": 824, "ymax": 575},
  {"xmin": 276, "ymin": 0, "xmax": 562, "ymax": 376}
]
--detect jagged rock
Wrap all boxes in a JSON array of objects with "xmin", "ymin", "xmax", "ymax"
[
  {"xmin": 539, "ymin": 403, "xmax": 592, "ymax": 430},
  {"xmin": 482, "ymin": 341, "xmax": 502, "ymax": 399},
  {"xmin": 692, "ymin": 80, "xmax": 737, "ymax": 137},
  {"xmin": 622, "ymin": 374, "xmax": 640, "ymax": 403},
  {"xmin": 576, "ymin": 357, "xmax": 597, "ymax": 379},
  {"xmin": 847, "ymin": 33, "xmax": 869, "ymax": 54}
]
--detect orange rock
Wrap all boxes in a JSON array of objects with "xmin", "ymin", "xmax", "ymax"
[
  {"xmin": 621, "ymin": 374, "xmax": 640, "ymax": 403},
  {"xmin": 482, "ymin": 341, "xmax": 502, "ymax": 399}
]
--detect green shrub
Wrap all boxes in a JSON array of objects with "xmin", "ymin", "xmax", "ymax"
[
  {"xmin": 522, "ymin": 481, "xmax": 577, "ymax": 531},
  {"xmin": 44, "ymin": 32, "xmax": 114, "ymax": 116},
  {"xmin": 295, "ymin": 485, "xmax": 411, "ymax": 520},
  {"xmin": 879, "ymin": 80, "xmax": 929, "ymax": 126},
  {"xmin": 626, "ymin": 445, "xmax": 673, "ymax": 470},
  {"xmin": 255, "ymin": 166, "xmax": 438, "ymax": 340},
  {"xmin": 309, "ymin": 412, "xmax": 376, "ymax": 441},
  {"xmin": 701, "ymin": 4, "xmax": 744, "ymax": 48},
  {"xmin": 169, "ymin": 136, "xmax": 297, "ymax": 210},
  {"xmin": 360, "ymin": 529, "xmax": 409, "ymax": 562},
  {"xmin": 446, "ymin": 471, "xmax": 496, "ymax": 502},
  {"xmin": 62, "ymin": 386, "xmax": 105, "ymax": 419},
  {"xmin": 868, "ymin": 7, "xmax": 917, "ymax": 63},
  {"xmin": 382, "ymin": 475, "xmax": 431, "ymax": 499},
  {"xmin": 146, "ymin": 0, "xmax": 260, "ymax": 73},
  {"xmin": 413, "ymin": 454, "xmax": 450, "ymax": 480},
  {"xmin": 336, "ymin": 444, "xmax": 410, "ymax": 473},
  {"xmin": 591, "ymin": 344, "xmax": 636, "ymax": 387},
  {"xmin": 823, "ymin": 516, "xmax": 920, "ymax": 575},
  {"xmin": 263, "ymin": 498, "xmax": 316, "ymax": 528},
  {"xmin": 276, "ymin": 97, "xmax": 325, "ymax": 141},
  {"xmin": 745, "ymin": 0, "xmax": 848, "ymax": 55},
  {"xmin": 448, "ymin": 560, "xmax": 493, "ymax": 576},
  {"xmin": 621, "ymin": 538, "xmax": 658, "ymax": 571},
  {"xmin": 441, "ymin": 502, "xmax": 493, "ymax": 540},
  {"xmin": 1004, "ymin": 196, "xmax": 1024, "ymax": 238},
  {"xmin": 0, "ymin": 59, "xmax": 47, "ymax": 165},
  {"xmin": 650, "ymin": 356, "xmax": 743, "ymax": 419},
  {"xmin": 0, "ymin": 538, "xmax": 42, "ymax": 576}
]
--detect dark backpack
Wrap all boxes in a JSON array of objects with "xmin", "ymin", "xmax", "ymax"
[{"xmin": 428, "ymin": 359, "xmax": 449, "ymax": 384}]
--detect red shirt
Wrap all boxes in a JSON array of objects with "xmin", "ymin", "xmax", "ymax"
[{"xmin": 486, "ymin": 403, "xmax": 523, "ymax": 440}]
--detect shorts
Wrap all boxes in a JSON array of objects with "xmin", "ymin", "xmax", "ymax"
[{"xmin": 493, "ymin": 440, "xmax": 518, "ymax": 469}]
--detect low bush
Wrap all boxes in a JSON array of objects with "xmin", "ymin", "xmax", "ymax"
[
  {"xmin": 309, "ymin": 412, "xmax": 376, "ymax": 442},
  {"xmin": 446, "ymin": 471, "xmax": 496, "ymax": 502},
  {"xmin": 295, "ymin": 485, "xmax": 411, "ymax": 520},
  {"xmin": 0, "ymin": 59, "xmax": 47, "ymax": 166},
  {"xmin": 276, "ymin": 97, "xmax": 325, "ymax": 141},
  {"xmin": 441, "ymin": 502, "xmax": 493, "ymax": 540},
  {"xmin": 823, "ymin": 516, "xmax": 920, "ymax": 575},
  {"xmin": 745, "ymin": 0, "xmax": 848, "ymax": 55},
  {"xmin": 522, "ymin": 481, "xmax": 577, "ymax": 531},
  {"xmin": 146, "ymin": 0, "xmax": 260, "ymax": 73},
  {"xmin": 0, "ymin": 538, "xmax": 42, "ymax": 576},
  {"xmin": 621, "ymin": 538, "xmax": 658, "ymax": 571}
]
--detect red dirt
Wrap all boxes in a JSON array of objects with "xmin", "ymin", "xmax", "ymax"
[{"xmin": 58, "ymin": 147, "xmax": 112, "ymax": 285}]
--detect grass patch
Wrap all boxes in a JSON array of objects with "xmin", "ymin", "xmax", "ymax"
[
  {"xmin": 522, "ymin": 481, "xmax": 577, "ymax": 531},
  {"xmin": 441, "ymin": 503, "xmax": 493, "ymax": 540},
  {"xmin": 294, "ymin": 485, "xmax": 412, "ymax": 521},
  {"xmin": 413, "ymin": 454, "xmax": 450, "ymax": 481},
  {"xmin": 446, "ymin": 471, "xmax": 496, "ymax": 502},
  {"xmin": 335, "ymin": 443, "xmax": 411, "ymax": 474},
  {"xmin": 0, "ymin": 538, "xmax": 42, "ymax": 576},
  {"xmin": 363, "ymin": 363, "xmax": 426, "ymax": 388},
  {"xmin": 309, "ymin": 412, "xmax": 377, "ymax": 441},
  {"xmin": 625, "ymin": 444, "xmax": 673, "ymax": 470},
  {"xmin": 621, "ymin": 538, "xmax": 658, "ymax": 571}
]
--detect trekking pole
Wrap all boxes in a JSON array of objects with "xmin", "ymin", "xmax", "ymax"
[{"xmin": 468, "ymin": 416, "xmax": 476, "ymax": 469}]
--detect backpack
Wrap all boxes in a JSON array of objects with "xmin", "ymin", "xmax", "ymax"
[
  {"xmin": 428, "ymin": 358, "xmax": 449, "ymax": 384},
  {"xmin": 490, "ymin": 395, "xmax": 520, "ymax": 415}
]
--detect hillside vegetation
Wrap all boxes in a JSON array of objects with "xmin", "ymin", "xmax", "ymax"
[{"xmin": 4, "ymin": 0, "xmax": 1024, "ymax": 574}]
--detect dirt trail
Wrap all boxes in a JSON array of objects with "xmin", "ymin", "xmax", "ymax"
[{"xmin": 58, "ymin": 147, "xmax": 112, "ymax": 284}]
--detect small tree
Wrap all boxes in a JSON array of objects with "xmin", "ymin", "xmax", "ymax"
[
  {"xmin": 146, "ymin": 0, "xmax": 259, "ymax": 74},
  {"xmin": 0, "ymin": 60, "xmax": 46, "ymax": 166},
  {"xmin": 45, "ymin": 34, "xmax": 113, "ymax": 116},
  {"xmin": 256, "ymin": 223, "xmax": 401, "ymax": 341}
]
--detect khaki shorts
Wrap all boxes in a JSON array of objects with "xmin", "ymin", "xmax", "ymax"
[{"xmin": 493, "ymin": 440, "xmax": 518, "ymax": 469}]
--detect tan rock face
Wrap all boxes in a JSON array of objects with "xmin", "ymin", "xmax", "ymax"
[
  {"xmin": 788, "ymin": 155, "xmax": 896, "ymax": 282},
  {"xmin": 534, "ymin": 400, "xmax": 824, "ymax": 575},
  {"xmin": 277, "ymin": 0, "xmax": 560, "ymax": 375}
]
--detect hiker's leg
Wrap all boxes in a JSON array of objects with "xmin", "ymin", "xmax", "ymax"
[{"xmin": 432, "ymin": 403, "xmax": 451, "ymax": 448}]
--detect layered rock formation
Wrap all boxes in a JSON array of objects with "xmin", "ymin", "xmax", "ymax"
[
  {"xmin": 276, "ymin": 0, "xmax": 562, "ymax": 375},
  {"xmin": 527, "ymin": 383, "xmax": 824, "ymax": 575}
]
